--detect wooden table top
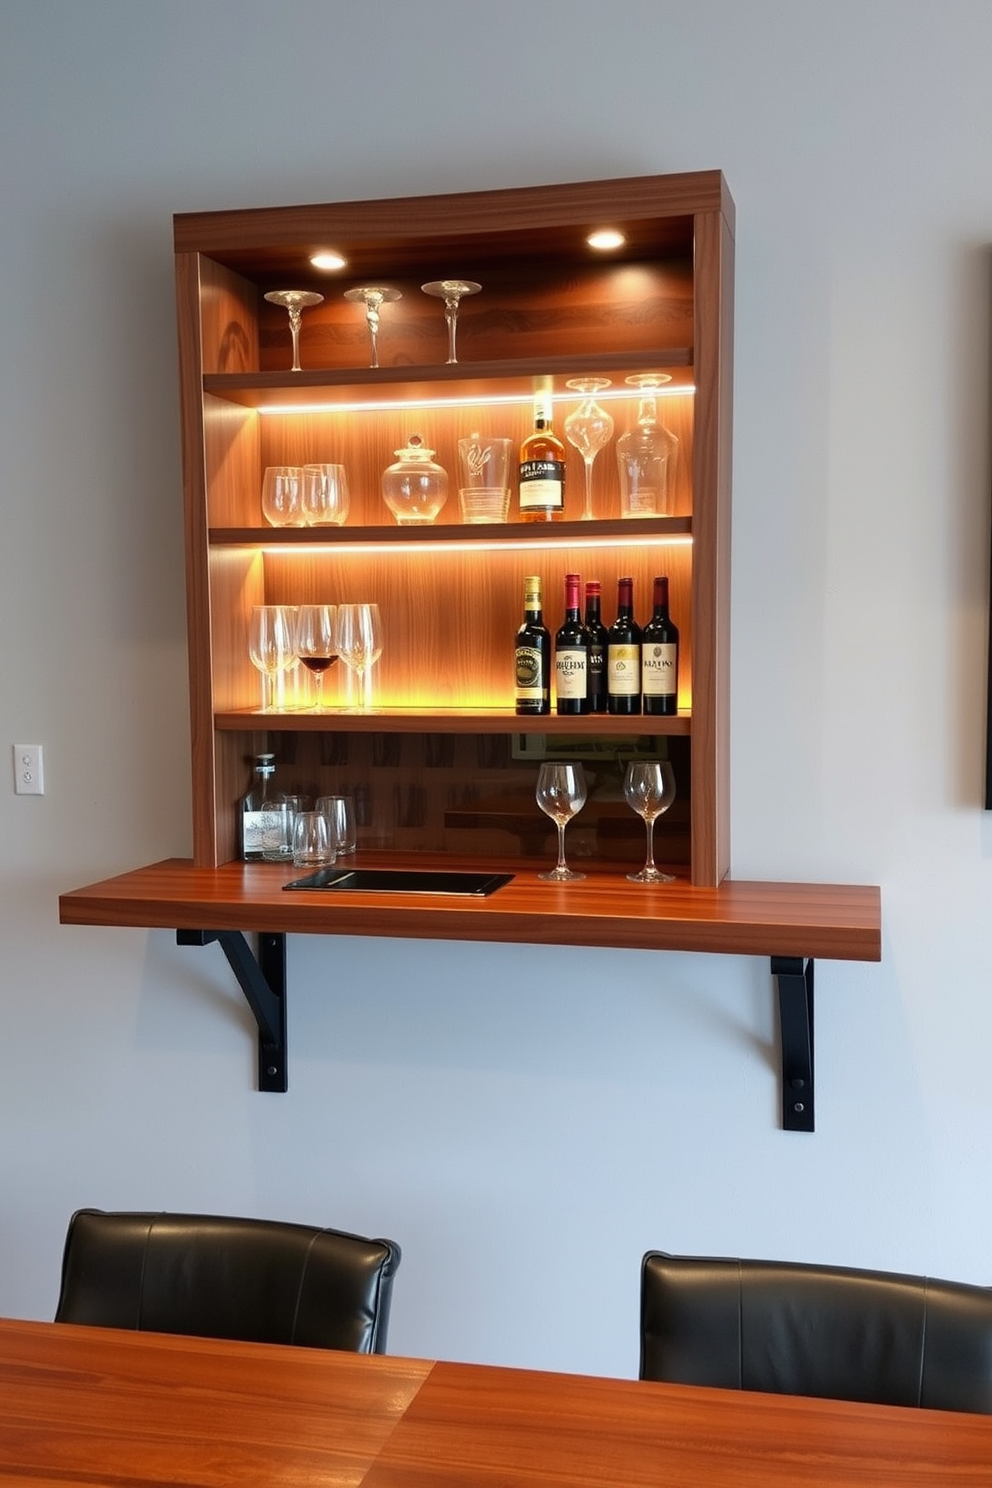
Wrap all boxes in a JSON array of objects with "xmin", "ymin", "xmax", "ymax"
[
  {"xmin": 2, "ymin": 1317, "xmax": 990, "ymax": 1488},
  {"xmin": 59, "ymin": 854, "xmax": 882, "ymax": 960}
]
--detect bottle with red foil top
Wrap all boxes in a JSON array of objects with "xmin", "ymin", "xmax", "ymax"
[
  {"xmin": 607, "ymin": 576, "xmax": 642, "ymax": 715},
  {"xmin": 641, "ymin": 575, "xmax": 679, "ymax": 715},
  {"xmin": 554, "ymin": 572, "xmax": 590, "ymax": 715},
  {"xmin": 584, "ymin": 579, "xmax": 608, "ymax": 713}
]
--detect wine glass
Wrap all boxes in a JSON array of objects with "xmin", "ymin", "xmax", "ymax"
[
  {"xmin": 344, "ymin": 286, "xmax": 402, "ymax": 367},
  {"xmin": 535, "ymin": 762, "xmax": 587, "ymax": 883},
  {"xmin": 337, "ymin": 602, "xmax": 383, "ymax": 710},
  {"xmin": 564, "ymin": 377, "xmax": 614, "ymax": 521},
  {"xmin": 623, "ymin": 760, "xmax": 676, "ymax": 883},
  {"xmin": 263, "ymin": 290, "xmax": 324, "ymax": 372},
  {"xmin": 616, "ymin": 373, "xmax": 680, "ymax": 518},
  {"xmin": 248, "ymin": 604, "xmax": 297, "ymax": 712},
  {"xmin": 421, "ymin": 279, "xmax": 481, "ymax": 363},
  {"xmin": 294, "ymin": 604, "xmax": 338, "ymax": 711},
  {"xmin": 301, "ymin": 464, "xmax": 350, "ymax": 526}
]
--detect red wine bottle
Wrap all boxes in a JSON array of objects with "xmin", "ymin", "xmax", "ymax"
[
  {"xmin": 515, "ymin": 574, "xmax": 551, "ymax": 715},
  {"xmin": 584, "ymin": 579, "xmax": 608, "ymax": 713},
  {"xmin": 607, "ymin": 576, "xmax": 642, "ymax": 715},
  {"xmin": 554, "ymin": 572, "xmax": 590, "ymax": 715},
  {"xmin": 641, "ymin": 575, "xmax": 679, "ymax": 715}
]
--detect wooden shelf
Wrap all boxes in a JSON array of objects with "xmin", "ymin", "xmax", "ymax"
[
  {"xmin": 203, "ymin": 352, "xmax": 695, "ymax": 409},
  {"xmin": 212, "ymin": 708, "xmax": 692, "ymax": 736},
  {"xmin": 59, "ymin": 857, "xmax": 881, "ymax": 962},
  {"xmin": 207, "ymin": 517, "xmax": 694, "ymax": 547}
]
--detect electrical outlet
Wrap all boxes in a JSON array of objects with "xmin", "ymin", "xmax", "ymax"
[{"xmin": 13, "ymin": 744, "xmax": 44, "ymax": 795}]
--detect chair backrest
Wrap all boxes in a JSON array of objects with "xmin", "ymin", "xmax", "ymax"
[
  {"xmin": 55, "ymin": 1209, "xmax": 401, "ymax": 1354},
  {"xmin": 640, "ymin": 1250, "xmax": 992, "ymax": 1414}
]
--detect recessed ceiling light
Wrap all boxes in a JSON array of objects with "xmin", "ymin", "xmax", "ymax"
[
  {"xmin": 309, "ymin": 250, "xmax": 348, "ymax": 271},
  {"xmin": 586, "ymin": 229, "xmax": 626, "ymax": 251}
]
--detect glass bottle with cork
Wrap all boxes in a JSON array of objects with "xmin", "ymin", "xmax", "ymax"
[
  {"xmin": 554, "ymin": 572, "xmax": 590, "ymax": 715},
  {"xmin": 641, "ymin": 575, "xmax": 679, "ymax": 715},
  {"xmin": 514, "ymin": 574, "xmax": 551, "ymax": 715}
]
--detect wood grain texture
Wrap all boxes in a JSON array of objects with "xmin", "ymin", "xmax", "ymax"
[
  {"xmin": 0, "ymin": 1318, "xmax": 429, "ymax": 1488},
  {"xmin": 59, "ymin": 857, "xmax": 882, "ymax": 961},
  {"xmin": 370, "ymin": 1357, "xmax": 992, "ymax": 1488},
  {"xmin": 3, "ymin": 1317, "xmax": 988, "ymax": 1488}
]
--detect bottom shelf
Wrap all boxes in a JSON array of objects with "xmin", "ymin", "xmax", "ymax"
[{"xmin": 59, "ymin": 853, "xmax": 881, "ymax": 961}]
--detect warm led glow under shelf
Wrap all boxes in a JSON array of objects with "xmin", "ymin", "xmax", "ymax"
[
  {"xmin": 250, "ymin": 533, "xmax": 693, "ymax": 556},
  {"xmin": 256, "ymin": 384, "xmax": 695, "ymax": 416}
]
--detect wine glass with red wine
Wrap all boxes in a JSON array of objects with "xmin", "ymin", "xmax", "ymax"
[
  {"xmin": 535, "ymin": 762, "xmax": 587, "ymax": 882},
  {"xmin": 294, "ymin": 604, "xmax": 338, "ymax": 711}
]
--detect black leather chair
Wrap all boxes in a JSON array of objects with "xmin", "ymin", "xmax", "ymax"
[
  {"xmin": 55, "ymin": 1209, "xmax": 401, "ymax": 1353},
  {"xmin": 640, "ymin": 1250, "xmax": 992, "ymax": 1414}
]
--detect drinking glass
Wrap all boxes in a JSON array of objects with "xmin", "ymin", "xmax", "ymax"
[
  {"xmin": 301, "ymin": 464, "xmax": 350, "ymax": 526},
  {"xmin": 535, "ymin": 762, "xmax": 587, "ymax": 882},
  {"xmin": 294, "ymin": 604, "xmax": 338, "ymax": 711},
  {"xmin": 623, "ymin": 760, "xmax": 676, "ymax": 883},
  {"xmin": 292, "ymin": 811, "xmax": 335, "ymax": 868},
  {"xmin": 564, "ymin": 378, "xmax": 614, "ymax": 520},
  {"xmin": 421, "ymin": 279, "xmax": 481, "ymax": 363},
  {"xmin": 337, "ymin": 603, "xmax": 383, "ymax": 710},
  {"xmin": 248, "ymin": 604, "xmax": 297, "ymax": 712},
  {"xmin": 316, "ymin": 794, "xmax": 357, "ymax": 854},
  {"xmin": 261, "ymin": 466, "xmax": 304, "ymax": 527},
  {"xmin": 344, "ymin": 285, "xmax": 402, "ymax": 367},
  {"xmin": 263, "ymin": 289, "xmax": 324, "ymax": 372}
]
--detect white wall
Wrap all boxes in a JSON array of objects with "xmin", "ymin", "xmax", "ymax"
[{"xmin": 2, "ymin": 0, "xmax": 991, "ymax": 1379}]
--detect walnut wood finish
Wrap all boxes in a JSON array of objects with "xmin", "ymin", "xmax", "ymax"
[
  {"xmin": 1, "ymin": 1318, "xmax": 987, "ymax": 1488},
  {"xmin": 59, "ymin": 857, "xmax": 881, "ymax": 960}
]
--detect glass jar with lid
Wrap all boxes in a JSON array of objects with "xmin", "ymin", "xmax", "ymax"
[{"xmin": 381, "ymin": 435, "xmax": 448, "ymax": 525}]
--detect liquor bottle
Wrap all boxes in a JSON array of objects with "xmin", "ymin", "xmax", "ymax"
[
  {"xmin": 239, "ymin": 753, "xmax": 276, "ymax": 860},
  {"xmin": 518, "ymin": 392, "xmax": 565, "ymax": 522},
  {"xmin": 607, "ymin": 576, "xmax": 642, "ymax": 715},
  {"xmin": 515, "ymin": 574, "xmax": 551, "ymax": 715},
  {"xmin": 641, "ymin": 575, "xmax": 680, "ymax": 716},
  {"xmin": 584, "ymin": 579, "xmax": 608, "ymax": 713},
  {"xmin": 554, "ymin": 572, "xmax": 590, "ymax": 715}
]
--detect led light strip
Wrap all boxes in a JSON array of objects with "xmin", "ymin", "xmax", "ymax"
[
  {"xmin": 256, "ymin": 384, "xmax": 695, "ymax": 417},
  {"xmin": 251, "ymin": 533, "xmax": 693, "ymax": 557}
]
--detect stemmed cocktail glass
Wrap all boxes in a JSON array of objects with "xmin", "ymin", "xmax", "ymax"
[
  {"xmin": 535, "ymin": 762, "xmax": 587, "ymax": 882},
  {"xmin": 344, "ymin": 286, "xmax": 402, "ymax": 368},
  {"xmin": 623, "ymin": 760, "xmax": 676, "ymax": 883},
  {"xmin": 421, "ymin": 279, "xmax": 481, "ymax": 363},
  {"xmin": 263, "ymin": 290, "xmax": 324, "ymax": 372},
  {"xmin": 564, "ymin": 378, "xmax": 614, "ymax": 520}
]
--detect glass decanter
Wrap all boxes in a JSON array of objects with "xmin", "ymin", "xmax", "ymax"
[
  {"xmin": 616, "ymin": 373, "xmax": 680, "ymax": 518},
  {"xmin": 381, "ymin": 435, "xmax": 449, "ymax": 525}
]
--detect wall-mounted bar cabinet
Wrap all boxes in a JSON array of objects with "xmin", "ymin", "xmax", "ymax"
[{"xmin": 60, "ymin": 172, "xmax": 880, "ymax": 1124}]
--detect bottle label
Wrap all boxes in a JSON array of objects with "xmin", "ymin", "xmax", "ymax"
[
  {"xmin": 642, "ymin": 642, "xmax": 678, "ymax": 697},
  {"xmin": 516, "ymin": 645, "xmax": 546, "ymax": 700},
  {"xmin": 608, "ymin": 644, "xmax": 641, "ymax": 696},
  {"xmin": 519, "ymin": 461, "xmax": 564, "ymax": 511},
  {"xmin": 555, "ymin": 649, "xmax": 587, "ymax": 699},
  {"xmin": 242, "ymin": 808, "xmax": 265, "ymax": 855}
]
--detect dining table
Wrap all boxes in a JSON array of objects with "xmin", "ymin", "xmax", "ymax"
[{"xmin": 1, "ymin": 1315, "xmax": 990, "ymax": 1487}]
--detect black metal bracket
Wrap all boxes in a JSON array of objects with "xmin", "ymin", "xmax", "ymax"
[
  {"xmin": 177, "ymin": 929, "xmax": 288, "ymax": 1092},
  {"xmin": 771, "ymin": 956, "xmax": 814, "ymax": 1132}
]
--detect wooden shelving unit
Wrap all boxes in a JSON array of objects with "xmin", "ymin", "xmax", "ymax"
[{"xmin": 60, "ymin": 171, "xmax": 880, "ymax": 1124}]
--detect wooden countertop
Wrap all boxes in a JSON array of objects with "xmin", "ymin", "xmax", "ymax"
[
  {"xmin": 2, "ymin": 1316, "xmax": 988, "ymax": 1488},
  {"xmin": 59, "ymin": 854, "xmax": 881, "ymax": 961}
]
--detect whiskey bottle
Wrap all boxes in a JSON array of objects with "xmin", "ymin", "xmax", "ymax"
[{"xmin": 518, "ymin": 393, "xmax": 565, "ymax": 522}]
